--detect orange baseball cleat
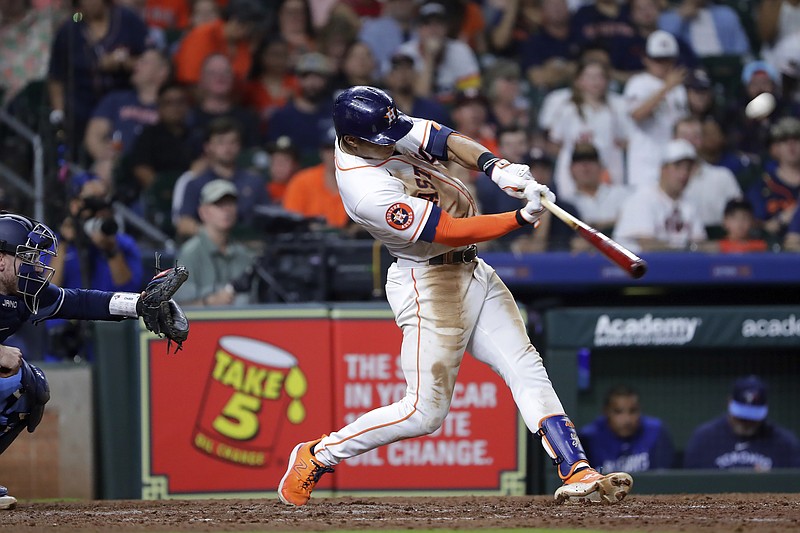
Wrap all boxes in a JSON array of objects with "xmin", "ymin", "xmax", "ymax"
[
  {"xmin": 554, "ymin": 468, "xmax": 633, "ymax": 504},
  {"xmin": 278, "ymin": 436, "xmax": 335, "ymax": 506}
]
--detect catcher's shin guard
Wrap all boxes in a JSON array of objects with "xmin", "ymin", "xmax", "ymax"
[{"xmin": 537, "ymin": 414, "xmax": 590, "ymax": 480}]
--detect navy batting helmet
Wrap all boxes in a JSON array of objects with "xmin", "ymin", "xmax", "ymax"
[
  {"xmin": 0, "ymin": 212, "xmax": 58, "ymax": 314},
  {"xmin": 333, "ymin": 86, "xmax": 413, "ymax": 145}
]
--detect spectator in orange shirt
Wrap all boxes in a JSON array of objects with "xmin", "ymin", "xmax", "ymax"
[
  {"xmin": 173, "ymin": 0, "xmax": 265, "ymax": 86},
  {"xmin": 282, "ymin": 128, "xmax": 349, "ymax": 229},
  {"xmin": 717, "ymin": 199, "xmax": 769, "ymax": 253}
]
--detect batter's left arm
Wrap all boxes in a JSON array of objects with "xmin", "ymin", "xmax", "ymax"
[{"xmin": 445, "ymin": 133, "xmax": 487, "ymax": 171}]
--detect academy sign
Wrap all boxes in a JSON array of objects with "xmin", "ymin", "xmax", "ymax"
[
  {"xmin": 741, "ymin": 314, "xmax": 800, "ymax": 338},
  {"xmin": 593, "ymin": 314, "xmax": 702, "ymax": 346}
]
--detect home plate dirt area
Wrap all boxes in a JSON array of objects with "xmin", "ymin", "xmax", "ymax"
[{"xmin": 5, "ymin": 494, "xmax": 800, "ymax": 532}]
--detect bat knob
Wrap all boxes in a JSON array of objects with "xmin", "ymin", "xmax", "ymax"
[{"xmin": 630, "ymin": 259, "xmax": 648, "ymax": 279}]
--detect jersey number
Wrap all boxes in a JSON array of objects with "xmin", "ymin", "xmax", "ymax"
[{"xmin": 413, "ymin": 166, "xmax": 440, "ymax": 205}]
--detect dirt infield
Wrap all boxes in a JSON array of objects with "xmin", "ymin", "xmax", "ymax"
[{"xmin": 5, "ymin": 494, "xmax": 800, "ymax": 533}]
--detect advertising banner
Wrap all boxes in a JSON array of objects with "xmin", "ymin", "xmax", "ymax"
[
  {"xmin": 141, "ymin": 306, "xmax": 526, "ymax": 498},
  {"xmin": 329, "ymin": 309, "xmax": 526, "ymax": 495},
  {"xmin": 141, "ymin": 308, "xmax": 333, "ymax": 498},
  {"xmin": 547, "ymin": 307, "xmax": 800, "ymax": 349}
]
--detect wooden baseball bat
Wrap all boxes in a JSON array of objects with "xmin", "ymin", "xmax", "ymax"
[{"xmin": 540, "ymin": 196, "xmax": 648, "ymax": 279}]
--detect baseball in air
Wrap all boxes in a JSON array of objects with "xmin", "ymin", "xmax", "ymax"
[
  {"xmin": 745, "ymin": 92, "xmax": 776, "ymax": 120},
  {"xmin": 73, "ymin": 12, "xmax": 83, "ymax": 22}
]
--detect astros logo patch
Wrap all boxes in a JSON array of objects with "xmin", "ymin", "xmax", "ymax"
[
  {"xmin": 385, "ymin": 106, "xmax": 397, "ymax": 123},
  {"xmin": 386, "ymin": 203, "xmax": 414, "ymax": 230}
]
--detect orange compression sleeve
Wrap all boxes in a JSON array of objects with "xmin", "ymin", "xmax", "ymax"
[{"xmin": 431, "ymin": 208, "xmax": 527, "ymax": 247}]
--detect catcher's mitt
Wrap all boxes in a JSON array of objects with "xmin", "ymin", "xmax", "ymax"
[{"xmin": 137, "ymin": 265, "xmax": 190, "ymax": 353}]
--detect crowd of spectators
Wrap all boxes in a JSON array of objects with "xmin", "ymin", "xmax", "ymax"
[{"xmin": 1, "ymin": 0, "xmax": 800, "ymax": 296}]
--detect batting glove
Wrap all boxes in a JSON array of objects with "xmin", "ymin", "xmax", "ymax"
[
  {"xmin": 524, "ymin": 181, "xmax": 556, "ymax": 205},
  {"xmin": 489, "ymin": 160, "xmax": 537, "ymax": 199}
]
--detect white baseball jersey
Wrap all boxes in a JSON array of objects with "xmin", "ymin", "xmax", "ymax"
[
  {"xmin": 624, "ymin": 72, "xmax": 688, "ymax": 188},
  {"xmin": 314, "ymin": 116, "xmax": 567, "ymax": 469},
  {"xmin": 613, "ymin": 184, "xmax": 707, "ymax": 252},
  {"xmin": 335, "ymin": 118, "xmax": 477, "ymax": 261},
  {"xmin": 684, "ymin": 162, "xmax": 742, "ymax": 226}
]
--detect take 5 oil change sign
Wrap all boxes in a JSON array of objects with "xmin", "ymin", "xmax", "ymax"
[{"xmin": 141, "ymin": 308, "xmax": 334, "ymax": 498}]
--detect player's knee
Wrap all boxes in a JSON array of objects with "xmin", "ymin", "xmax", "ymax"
[{"xmin": 414, "ymin": 403, "xmax": 450, "ymax": 435}]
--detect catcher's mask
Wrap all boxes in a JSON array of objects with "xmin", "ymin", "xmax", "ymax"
[{"xmin": 0, "ymin": 212, "xmax": 58, "ymax": 314}]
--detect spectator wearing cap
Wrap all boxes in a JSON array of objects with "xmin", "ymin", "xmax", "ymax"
[
  {"xmin": 716, "ymin": 199, "xmax": 768, "ymax": 253},
  {"xmin": 745, "ymin": 117, "xmax": 800, "ymax": 242},
  {"xmin": 264, "ymin": 136, "xmax": 301, "ymax": 204},
  {"xmin": 609, "ymin": 0, "xmax": 698, "ymax": 83},
  {"xmin": 613, "ymin": 139, "xmax": 707, "ymax": 252},
  {"xmin": 282, "ymin": 128, "xmax": 349, "ymax": 229},
  {"xmin": 243, "ymin": 37, "xmax": 300, "ymax": 138},
  {"xmin": 548, "ymin": 59, "xmax": 629, "ymax": 200},
  {"xmin": 674, "ymin": 116, "xmax": 741, "ymax": 228},
  {"xmin": 568, "ymin": 143, "xmax": 631, "ymax": 240},
  {"xmin": 186, "ymin": 54, "xmax": 261, "ymax": 157},
  {"xmin": 175, "ymin": 117, "xmax": 270, "ymax": 240},
  {"xmin": 173, "ymin": 0, "xmax": 266, "ymax": 86},
  {"xmin": 128, "ymin": 83, "xmax": 193, "ymax": 233},
  {"xmin": 267, "ymin": 52, "xmax": 335, "ymax": 166},
  {"xmin": 658, "ymin": 0, "xmax": 751, "ymax": 58},
  {"xmin": 359, "ymin": 0, "xmax": 418, "ymax": 70},
  {"xmin": 395, "ymin": 1, "xmax": 481, "ymax": 103},
  {"xmin": 518, "ymin": 0, "xmax": 580, "ymax": 92},
  {"xmin": 624, "ymin": 30, "xmax": 689, "ymax": 189},
  {"xmin": 382, "ymin": 52, "xmax": 451, "ymax": 126},
  {"xmin": 685, "ymin": 68, "xmax": 716, "ymax": 121},
  {"xmin": 175, "ymin": 179, "xmax": 257, "ymax": 307},
  {"xmin": 684, "ymin": 376, "xmax": 800, "ymax": 470}
]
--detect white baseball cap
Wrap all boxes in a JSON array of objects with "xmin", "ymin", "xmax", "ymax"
[
  {"xmin": 646, "ymin": 30, "xmax": 679, "ymax": 59},
  {"xmin": 662, "ymin": 139, "xmax": 696, "ymax": 165}
]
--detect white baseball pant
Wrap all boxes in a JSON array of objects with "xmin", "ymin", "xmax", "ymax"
[{"xmin": 314, "ymin": 258, "xmax": 564, "ymax": 466}]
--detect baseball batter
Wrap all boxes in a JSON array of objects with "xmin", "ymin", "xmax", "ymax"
[{"xmin": 277, "ymin": 86, "xmax": 633, "ymax": 506}]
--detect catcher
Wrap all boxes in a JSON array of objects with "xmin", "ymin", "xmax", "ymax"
[{"xmin": 0, "ymin": 211, "xmax": 189, "ymax": 510}]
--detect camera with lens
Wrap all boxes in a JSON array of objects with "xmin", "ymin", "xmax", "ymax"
[{"xmin": 79, "ymin": 196, "xmax": 119, "ymax": 237}]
